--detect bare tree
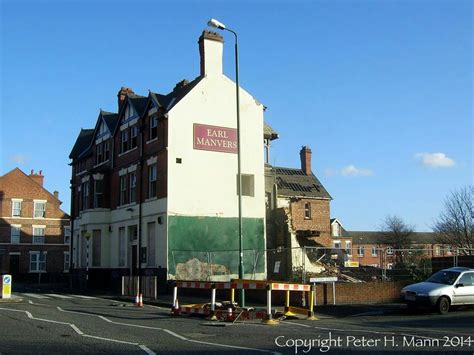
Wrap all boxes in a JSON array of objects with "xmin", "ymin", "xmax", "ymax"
[
  {"xmin": 378, "ymin": 215, "xmax": 415, "ymax": 263},
  {"xmin": 433, "ymin": 186, "xmax": 473, "ymax": 255}
]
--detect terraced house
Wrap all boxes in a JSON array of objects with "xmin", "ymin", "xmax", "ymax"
[
  {"xmin": 0, "ymin": 168, "xmax": 70, "ymax": 281},
  {"xmin": 69, "ymin": 30, "xmax": 267, "ymax": 287}
]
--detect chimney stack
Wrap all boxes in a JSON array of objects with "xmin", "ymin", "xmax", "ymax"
[
  {"xmin": 198, "ymin": 30, "xmax": 224, "ymax": 77},
  {"xmin": 29, "ymin": 170, "xmax": 44, "ymax": 186},
  {"xmin": 300, "ymin": 146, "xmax": 312, "ymax": 176},
  {"xmin": 54, "ymin": 191, "xmax": 59, "ymax": 200},
  {"xmin": 117, "ymin": 87, "xmax": 135, "ymax": 110}
]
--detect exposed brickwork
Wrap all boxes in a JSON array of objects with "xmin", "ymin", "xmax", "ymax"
[
  {"xmin": 0, "ymin": 168, "xmax": 70, "ymax": 275},
  {"xmin": 290, "ymin": 198, "xmax": 332, "ymax": 247},
  {"xmin": 299, "ymin": 146, "xmax": 312, "ymax": 175}
]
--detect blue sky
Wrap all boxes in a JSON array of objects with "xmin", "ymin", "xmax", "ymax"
[{"xmin": 1, "ymin": 0, "xmax": 472, "ymax": 231}]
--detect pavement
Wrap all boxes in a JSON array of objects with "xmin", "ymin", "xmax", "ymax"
[{"xmin": 0, "ymin": 294, "xmax": 23, "ymax": 303}]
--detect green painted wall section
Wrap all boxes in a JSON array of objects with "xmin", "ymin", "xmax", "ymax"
[{"xmin": 168, "ymin": 216, "xmax": 265, "ymax": 277}]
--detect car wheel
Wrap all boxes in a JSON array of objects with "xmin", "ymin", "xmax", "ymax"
[{"xmin": 436, "ymin": 297, "xmax": 450, "ymax": 315}]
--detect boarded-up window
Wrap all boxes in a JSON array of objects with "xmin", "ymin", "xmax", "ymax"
[
  {"xmin": 92, "ymin": 229, "xmax": 101, "ymax": 267},
  {"xmin": 237, "ymin": 174, "xmax": 254, "ymax": 197},
  {"xmin": 148, "ymin": 222, "xmax": 156, "ymax": 266}
]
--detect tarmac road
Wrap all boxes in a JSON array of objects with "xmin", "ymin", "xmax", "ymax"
[{"xmin": 0, "ymin": 291, "xmax": 473, "ymax": 354}]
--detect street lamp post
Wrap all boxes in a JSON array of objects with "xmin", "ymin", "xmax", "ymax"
[{"xmin": 207, "ymin": 18, "xmax": 245, "ymax": 306}]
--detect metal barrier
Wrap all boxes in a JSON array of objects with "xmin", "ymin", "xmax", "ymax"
[
  {"xmin": 121, "ymin": 276, "xmax": 157, "ymax": 300},
  {"xmin": 171, "ymin": 279, "xmax": 316, "ymax": 325}
]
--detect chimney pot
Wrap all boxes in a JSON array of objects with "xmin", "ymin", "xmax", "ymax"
[
  {"xmin": 300, "ymin": 146, "xmax": 312, "ymax": 176},
  {"xmin": 29, "ymin": 170, "xmax": 44, "ymax": 186},
  {"xmin": 54, "ymin": 191, "xmax": 59, "ymax": 199}
]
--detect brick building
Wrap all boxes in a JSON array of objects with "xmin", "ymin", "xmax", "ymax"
[
  {"xmin": 69, "ymin": 30, "xmax": 267, "ymax": 287},
  {"xmin": 265, "ymin": 145, "xmax": 333, "ymax": 279},
  {"xmin": 0, "ymin": 168, "xmax": 70, "ymax": 281},
  {"xmin": 346, "ymin": 231, "xmax": 458, "ymax": 268}
]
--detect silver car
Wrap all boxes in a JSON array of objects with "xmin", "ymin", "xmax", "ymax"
[{"xmin": 401, "ymin": 267, "xmax": 474, "ymax": 314}]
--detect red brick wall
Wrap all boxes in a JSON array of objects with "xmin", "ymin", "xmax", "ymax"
[
  {"xmin": 0, "ymin": 168, "xmax": 70, "ymax": 275},
  {"xmin": 290, "ymin": 198, "xmax": 332, "ymax": 247}
]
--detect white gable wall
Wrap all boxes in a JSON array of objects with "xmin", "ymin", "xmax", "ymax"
[{"xmin": 167, "ymin": 75, "xmax": 265, "ymax": 219}]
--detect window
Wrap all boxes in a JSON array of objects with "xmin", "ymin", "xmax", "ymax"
[
  {"xmin": 304, "ymin": 202, "xmax": 312, "ymax": 219},
  {"xmin": 121, "ymin": 130, "xmax": 129, "ymax": 153},
  {"xmin": 332, "ymin": 223, "xmax": 340, "ymax": 237},
  {"xmin": 129, "ymin": 172, "xmax": 137, "ymax": 203},
  {"xmin": 147, "ymin": 222, "xmax": 156, "ymax": 266},
  {"xmin": 120, "ymin": 126, "xmax": 138, "ymax": 154},
  {"xmin": 358, "ymin": 246, "xmax": 365, "ymax": 257},
  {"xmin": 371, "ymin": 246, "xmax": 378, "ymax": 256},
  {"xmin": 345, "ymin": 241, "xmax": 352, "ymax": 256},
  {"xmin": 64, "ymin": 227, "xmax": 71, "ymax": 244},
  {"xmin": 34, "ymin": 201, "xmax": 46, "ymax": 218},
  {"xmin": 120, "ymin": 175, "xmax": 128, "ymax": 205},
  {"xmin": 130, "ymin": 126, "xmax": 138, "ymax": 149},
  {"xmin": 11, "ymin": 225, "xmax": 21, "ymax": 244},
  {"xmin": 435, "ymin": 246, "xmax": 441, "ymax": 256},
  {"xmin": 119, "ymin": 227, "xmax": 126, "ymax": 267},
  {"xmin": 12, "ymin": 199, "xmax": 22, "ymax": 217},
  {"xmin": 148, "ymin": 164, "xmax": 157, "ymax": 198},
  {"xmin": 458, "ymin": 272, "xmax": 474, "ymax": 286},
  {"xmin": 33, "ymin": 226, "xmax": 45, "ymax": 244},
  {"xmin": 96, "ymin": 140, "xmax": 110, "ymax": 165},
  {"xmin": 64, "ymin": 252, "xmax": 70, "ymax": 272},
  {"xmin": 81, "ymin": 182, "xmax": 89, "ymax": 210},
  {"xmin": 333, "ymin": 241, "xmax": 341, "ymax": 249},
  {"xmin": 93, "ymin": 180, "xmax": 103, "ymax": 208},
  {"xmin": 128, "ymin": 225, "xmax": 138, "ymax": 242},
  {"xmin": 30, "ymin": 252, "xmax": 46, "ymax": 272},
  {"xmin": 149, "ymin": 116, "xmax": 158, "ymax": 140},
  {"xmin": 92, "ymin": 229, "xmax": 101, "ymax": 267},
  {"xmin": 387, "ymin": 247, "xmax": 394, "ymax": 255},
  {"xmin": 238, "ymin": 174, "xmax": 254, "ymax": 197}
]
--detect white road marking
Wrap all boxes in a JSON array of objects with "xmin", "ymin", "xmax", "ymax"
[
  {"xmin": 22, "ymin": 293, "xmax": 50, "ymax": 299},
  {"xmin": 44, "ymin": 294, "xmax": 74, "ymax": 299},
  {"xmin": 67, "ymin": 294, "xmax": 97, "ymax": 299},
  {"xmin": 139, "ymin": 344, "xmax": 156, "ymax": 355},
  {"xmin": 57, "ymin": 305, "xmax": 278, "ymax": 354},
  {"xmin": 0, "ymin": 307, "xmax": 151, "ymax": 354}
]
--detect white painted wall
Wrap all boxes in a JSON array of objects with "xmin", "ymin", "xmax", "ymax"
[
  {"xmin": 72, "ymin": 197, "xmax": 168, "ymax": 270},
  {"xmin": 167, "ymin": 75, "xmax": 266, "ymax": 220}
]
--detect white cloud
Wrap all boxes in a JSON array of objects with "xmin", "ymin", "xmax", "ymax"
[
  {"xmin": 415, "ymin": 152, "xmax": 455, "ymax": 168},
  {"xmin": 324, "ymin": 165, "xmax": 373, "ymax": 177},
  {"xmin": 341, "ymin": 165, "xmax": 373, "ymax": 177},
  {"xmin": 10, "ymin": 154, "xmax": 30, "ymax": 164}
]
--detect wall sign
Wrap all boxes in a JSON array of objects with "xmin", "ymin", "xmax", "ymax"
[{"xmin": 193, "ymin": 123, "xmax": 237, "ymax": 154}]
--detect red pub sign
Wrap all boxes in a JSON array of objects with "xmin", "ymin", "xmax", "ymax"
[{"xmin": 193, "ymin": 123, "xmax": 238, "ymax": 154}]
